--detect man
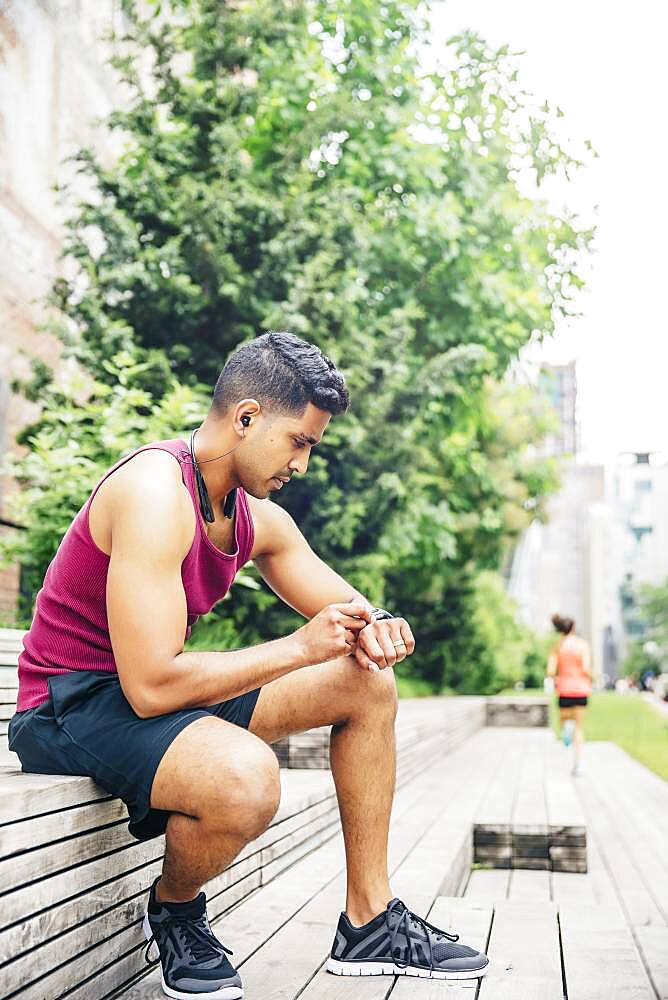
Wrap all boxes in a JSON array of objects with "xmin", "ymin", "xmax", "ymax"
[{"xmin": 9, "ymin": 331, "xmax": 489, "ymax": 998}]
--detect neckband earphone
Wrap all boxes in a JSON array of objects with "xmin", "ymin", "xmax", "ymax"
[{"xmin": 189, "ymin": 426, "xmax": 247, "ymax": 522}]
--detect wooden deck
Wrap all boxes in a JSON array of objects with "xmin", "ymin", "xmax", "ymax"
[
  {"xmin": 0, "ymin": 622, "xmax": 666, "ymax": 1000},
  {"xmin": 111, "ymin": 732, "xmax": 668, "ymax": 1000}
]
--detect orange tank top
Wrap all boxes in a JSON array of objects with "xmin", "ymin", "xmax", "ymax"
[{"xmin": 555, "ymin": 635, "xmax": 591, "ymax": 697}]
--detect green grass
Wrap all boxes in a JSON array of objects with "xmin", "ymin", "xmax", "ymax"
[{"xmin": 499, "ymin": 688, "xmax": 668, "ymax": 782}]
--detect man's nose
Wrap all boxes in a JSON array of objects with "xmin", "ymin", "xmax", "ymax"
[{"xmin": 289, "ymin": 454, "xmax": 309, "ymax": 475}]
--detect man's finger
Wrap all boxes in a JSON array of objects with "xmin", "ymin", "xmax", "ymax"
[
  {"xmin": 358, "ymin": 629, "xmax": 388, "ymax": 668},
  {"xmin": 336, "ymin": 602, "xmax": 373, "ymax": 623},
  {"xmin": 398, "ymin": 619, "xmax": 415, "ymax": 654},
  {"xmin": 339, "ymin": 615, "xmax": 372, "ymax": 632},
  {"xmin": 376, "ymin": 629, "xmax": 399, "ymax": 668},
  {"xmin": 354, "ymin": 648, "xmax": 380, "ymax": 672}
]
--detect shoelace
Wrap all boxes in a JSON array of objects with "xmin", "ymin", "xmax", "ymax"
[
  {"xmin": 388, "ymin": 900, "xmax": 459, "ymax": 973},
  {"xmin": 143, "ymin": 912, "xmax": 234, "ymax": 967}
]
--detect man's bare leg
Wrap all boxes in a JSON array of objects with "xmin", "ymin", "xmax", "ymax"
[
  {"xmin": 329, "ymin": 694, "xmax": 397, "ymax": 926},
  {"xmin": 149, "ymin": 716, "xmax": 282, "ymax": 904},
  {"xmin": 247, "ymin": 655, "xmax": 400, "ymax": 927}
]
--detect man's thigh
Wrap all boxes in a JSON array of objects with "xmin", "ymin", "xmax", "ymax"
[
  {"xmin": 247, "ymin": 654, "xmax": 398, "ymax": 745},
  {"xmin": 149, "ymin": 714, "xmax": 278, "ymax": 817}
]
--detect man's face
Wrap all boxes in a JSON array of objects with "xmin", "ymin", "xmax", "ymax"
[{"xmin": 237, "ymin": 402, "xmax": 332, "ymax": 499}]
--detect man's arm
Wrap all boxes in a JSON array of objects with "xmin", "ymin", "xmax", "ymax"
[
  {"xmin": 253, "ymin": 501, "xmax": 371, "ymax": 618},
  {"xmin": 106, "ymin": 468, "xmax": 368, "ymax": 717},
  {"xmin": 253, "ymin": 502, "xmax": 415, "ymax": 670}
]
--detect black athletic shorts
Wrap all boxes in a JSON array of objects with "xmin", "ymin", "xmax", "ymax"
[
  {"xmin": 7, "ymin": 669, "xmax": 261, "ymax": 842},
  {"xmin": 558, "ymin": 695, "xmax": 588, "ymax": 708}
]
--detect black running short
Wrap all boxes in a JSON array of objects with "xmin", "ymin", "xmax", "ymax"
[
  {"xmin": 558, "ymin": 695, "xmax": 588, "ymax": 708},
  {"xmin": 7, "ymin": 670, "xmax": 261, "ymax": 842}
]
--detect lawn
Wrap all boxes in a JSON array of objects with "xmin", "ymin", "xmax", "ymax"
[{"xmin": 498, "ymin": 688, "xmax": 668, "ymax": 782}]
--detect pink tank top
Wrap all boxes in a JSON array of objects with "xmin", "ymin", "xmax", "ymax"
[
  {"xmin": 16, "ymin": 438, "xmax": 255, "ymax": 711},
  {"xmin": 555, "ymin": 635, "xmax": 591, "ymax": 697}
]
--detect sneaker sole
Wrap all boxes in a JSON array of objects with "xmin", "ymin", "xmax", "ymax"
[
  {"xmin": 326, "ymin": 957, "xmax": 489, "ymax": 979},
  {"xmin": 142, "ymin": 914, "xmax": 244, "ymax": 1000}
]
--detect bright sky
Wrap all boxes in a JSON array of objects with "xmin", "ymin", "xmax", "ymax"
[{"xmin": 431, "ymin": 0, "xmax": 668, "ymax": 463}]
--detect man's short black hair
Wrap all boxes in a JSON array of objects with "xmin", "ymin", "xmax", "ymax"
[{"xmin": 212, "ymin": 331, "xmax": 350, "ymax": 418}]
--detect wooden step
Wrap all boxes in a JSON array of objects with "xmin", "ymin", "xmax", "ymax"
[
  {"xmin": 486, "ymin": 695, "xmax": 550, "ymax": 727},
  {"xmin": 473, "ymin": 728, "xmax": 587, "ymax": 872}
]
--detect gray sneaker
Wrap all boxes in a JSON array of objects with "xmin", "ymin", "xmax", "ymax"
[
  {"xmin": 142, "ymin": 876, "xmax": 243, "ymax": 999},
  {"xmin": 327, "ymin": 897, "xmax": 489, "ymax": 980}
]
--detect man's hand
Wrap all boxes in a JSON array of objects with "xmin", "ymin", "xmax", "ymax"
[
  {"xmin": 293, "ymin": 602, "xmax": 373, "ymax": 666},
  {"xmin": 352, "ymin": 617, "xmax": 416, "ymax": 672}
]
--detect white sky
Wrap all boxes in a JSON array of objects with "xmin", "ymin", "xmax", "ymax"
[{"xmin": 431, "ymin": 0, "xmax": 668, "ymax": 463}]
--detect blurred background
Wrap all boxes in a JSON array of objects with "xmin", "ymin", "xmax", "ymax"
[{"xmin": 0, "ymin": 1, "xmax": 666, "ymax": 771}]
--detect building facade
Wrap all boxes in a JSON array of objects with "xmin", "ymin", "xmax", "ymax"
[{"xmin": 0, "ymin": 1, "xmax": 123, "ymax": 618}]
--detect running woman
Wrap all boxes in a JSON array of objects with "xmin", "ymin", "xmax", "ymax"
[{"xmin": 547, "ymin": 613, "xmax": 592, "ymax": 776}]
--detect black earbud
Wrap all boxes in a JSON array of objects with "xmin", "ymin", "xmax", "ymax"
[{"xmin": 241, "ymin": 416, "xmax": 251, "ymax": 428}]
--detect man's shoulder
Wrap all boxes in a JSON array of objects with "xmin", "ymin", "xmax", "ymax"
[
  {"xmin": 104, "ymin": 445, "xmax": 193, "ymax": 531},
  {"xmin": 107, "ymin": 444, "xmax": 186, "ymax": 491}
]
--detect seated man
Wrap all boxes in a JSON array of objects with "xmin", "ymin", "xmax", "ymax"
[{"xmin": 8, "ymin": 331, "xmax": 488, "ymax": 999}]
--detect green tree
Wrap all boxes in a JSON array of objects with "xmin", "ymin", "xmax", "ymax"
[{"xmin": 4, "ymin": 0, "xmax": 591, "ymax": 690}]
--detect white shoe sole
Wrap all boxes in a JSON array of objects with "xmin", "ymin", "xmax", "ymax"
[
  {"xmin": 326, "ymin": 956, "xmax": 489, "ymax": 979},
  {"xmin": 142, "ymin": 914, "xmax": 244, "ymax": 999}
]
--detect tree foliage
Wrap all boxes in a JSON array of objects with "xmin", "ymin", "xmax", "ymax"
[{"xmin": 2, "ymin": 0, "xmax": 591, "ymax": 691}]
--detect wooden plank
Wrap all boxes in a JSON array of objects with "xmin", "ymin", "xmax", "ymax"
[
  {"xmin": 551, "ymin": 825, "xmax": 620, "ymax": 911},
  {"xmin": 574, "ymin": 745, "xmax": 668, "ymax": 996},
  {"xmin": 635, "ymin": 925, "xmax": 668, "ymax": 1000},
  {"xmin": 0, "ymin": 819, "xmax": 136, "ymax": 895},
  {"xmin": 579, "ymin": 777, "xmax": 666, "ymax": 930},
  {"xmin": 0, "ymin": 796, "xmax": 129, "ymax": 855},
  {"xmin": 0, "ymin": 780, "xmax": 338, "ymax": 900},
  {"xmin": 478, "ymin": 901, "xmax": 562, "ymax": 1000},
  {"xmin": 0, "ymin": 769, "xmax": 116, "ymax": 823},
  {"xmin": 511, "ymin": 733, "xmax": 549, "ymax": 839},
  {"xmin": 507, "ymin": 869, "xmax": 551, "ymax": 902},
  {"xmin": 543, "ymin": 751, "xmax": 586, "ymax": 838},
  {"xmin": 580, "ymin": 745, "xmax": 668, "ymax": 914},
  {"xmin": 464, "ymin": 868, "xmax": 510, "ymax": 902},
  {"xmin": 559, "ymin": 903, "xmax": 654, "ymax": 999}
]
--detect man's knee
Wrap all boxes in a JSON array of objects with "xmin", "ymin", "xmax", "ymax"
[
  {"xmin": 378, "ymin": 665, "xmax": 399, "ymax": 718},
  {"xmin": 351, "ymin": 659, "xmax": 399, "ymax": 721},
  {"xmin": 206, "ymin": 743, "xmax": 281, "ymax": 840}
]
